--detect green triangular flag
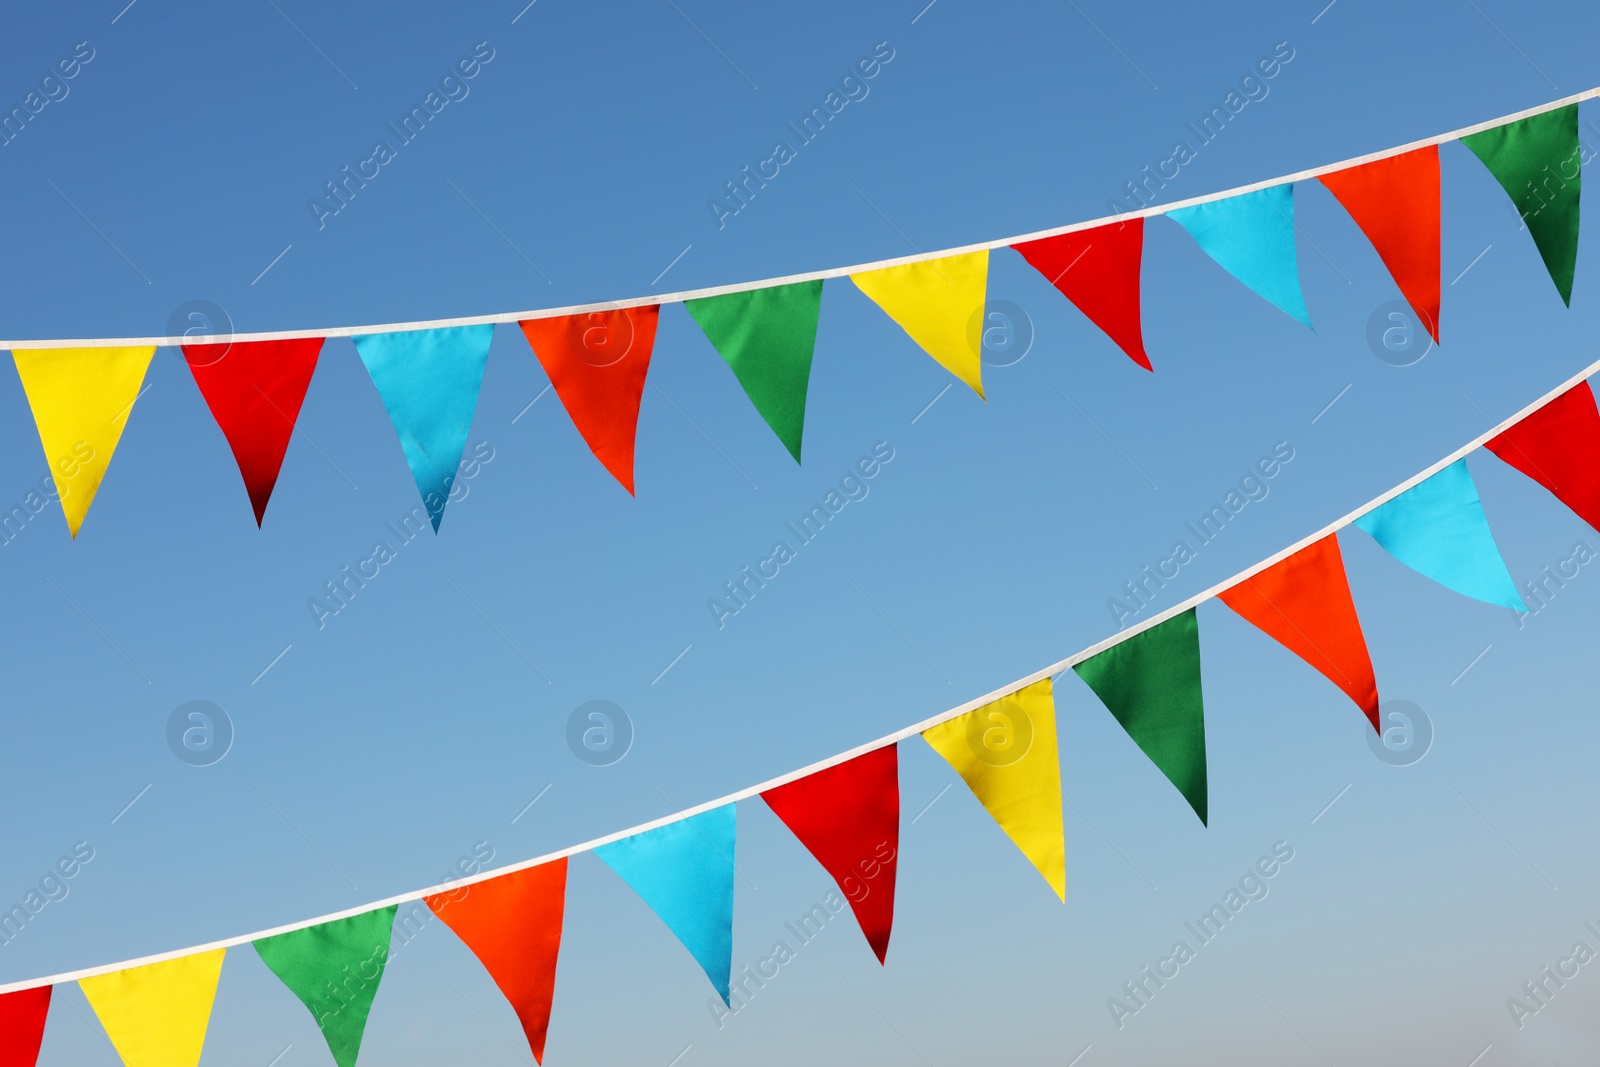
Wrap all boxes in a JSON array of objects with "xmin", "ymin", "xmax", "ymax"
[
  {"xmin": 684, "ymin": 280, "xmax": 823, "ymax": 462},
  {"xmin": 254, "ymin": 906, "xmax": 398, "ymax": 1067},
  {"xmin": 1074, "ymin": 607, "xmax": 1208, "ymax": 824},
  {"xmin": 1462, "ymin": 104, "xmax": 1581, "ymax": 305}
]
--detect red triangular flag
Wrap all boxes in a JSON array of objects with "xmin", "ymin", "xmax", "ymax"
[
  {"xmin": 518, "ymin": 308, "xmax": 659, "ymax": 494},
  {"xmin": 1318, "ymin": 145, "xmax": 1441, "ymax": 342},
  {"xmin": 761, "ymin": 745, "xmax": 899, "ymax": 964},
  {"xmin": 0, "ymin": 985, "xmax": 51, "ymax": 1067},
  {"xmin": 1217, "ymin": 535, "xmax": 1380, "ymax": 730},
  {"xmin": 1013, "ymin": 219, "xmax": 1150, "ymax": 370},
  {"xmin": 183, "ymin": 338, "xmax": 324, "ymax": 525},
  {"xmin": 426, "ymin": 858, "xmax": 566, "ymax": 1063},
  {"xmin": 1486, "ymin": 381, "xmax": 1600, "ymax": 532}
]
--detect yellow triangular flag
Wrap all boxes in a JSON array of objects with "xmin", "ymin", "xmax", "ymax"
[
  {"xmin": 12, "ymin": 346, "xmax": 156, "ymax": 538},
  {"xmin": 851, "ymin": 250, "xmax": 989, "ymax": 398},
  {"xmin": 922, "ymin": 677, "xmax": 1065, "ymax": 900},
  {"xmin": 79, "ymin": 948, "xmax": 226, "ymax": 1067}
]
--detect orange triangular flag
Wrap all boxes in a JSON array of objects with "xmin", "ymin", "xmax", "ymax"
[
  {"xmin": 1217, "ymin": 535, "xmax": 1380, "ymax": 729},
  {"xmin": 519, "ymin": 308, "xmax": 659, "ymax": 493},
  {"xmin": 1319, "ymin": 145, "xmax": 1441, "ymax": 342},
  {"xmin": 426, "ymin": 858, "xmax": 567, "ymax": 1063}
]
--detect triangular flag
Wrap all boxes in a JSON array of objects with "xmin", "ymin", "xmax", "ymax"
[
  {"xmin": 78, "ymin": 949, "xmax": 225, "ymax": 1067},
  {"xmin": 1462, "ymin": 104, "xmax": 1581, "ymax": 305},
  {"xmin": 921, "ymin": 678, "xmax": 1065, "ymax": 900},
  {"xmin": 0, "ymin": 986, "xmax": 51, "ymax": 1067},
  {"xmin": 1074, "ymin": 608, "xmax": 1208, "ymax": 824},
  {"xmin": 1166, "ymin": 185, "xmax": 1313, "ymax": 329},
  {"xmin": 1013, "ymin": 219, "xmax": 1151, "ymax": 369},
  {"xmin": 1353, "ymin": 458, "xmax": 1526, "ymax": 611},
  {"xmin": 761, "ymin": 746, "xmax": 900, "ymax": 962},
  {"xmin": 353, "ymin": 325, "xmax": 492, "ymax": 531},
  {"xmin": 593, "ymin": 805, "xmax": 736, "ymax": 1003},
  {"xmin": 426, "ymin": 858, "xmax": 567, "ymax": 1064},
  {"xmin": 1217, "ymin": 535, "xmax": 1380, "ymax": 730},
  {"xmin": 182, "ymin": 338, "xmax": 324, "ymax": 525},
  {"xmin": 684, "ymin": 280, "xmax": 823, "ymax": 462},
  {"xmin": 1319, "ymin": 145, "xmax": 1441, "ymax": 341},
  {"xmin": 12, "ymin": 346, "xmax": 156, "ymax": 538},
  {"xmin": 851, "ymin": 250, "xmax": 989, "ymax": 398},
  {"xmin": 254, "ymin": 907, "xmax": 398, "ymax": 1067},
  {"xmin": 1486, "ymin": 382, "xmax": 1600, "ymax": 532},
  {"xmin": 519, "ymin": 307, "xmax": 660, "ymax": 493}
]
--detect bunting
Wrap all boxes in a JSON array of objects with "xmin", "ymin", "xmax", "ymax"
[
  {"xmin": 1013, "ymin": 220, "xmax": 1151, "ymax": 369},
  {"xmin": 1319, "ymin": 145, "xmax": 1441, "ymax": 341},
  {"xmin": 254, "ymin": 907, "xmax": 398, "ymax": 1067},
  {"xmin": 593, "ymin": 805, "xmax": 737, "ymax": 1003},
  {"xmin": 1167, "ymin": 185, "xmax": 1313, "ymax": 329},
  {"xmin": 0, "ymin": 986, "xmax": 51, "ymax": 1067},
  {"xmin": 850, "ymin": 250, "xmax": 989, "ymax": 398},
  {"xmin": 761, "ymin": 746, "xmax": 901, "ymax": 962},
  {"xmin": 519, "ymin": 307, "xmax": 660, "ymax": 493},
  {"xmin": 1217, "ymin": 535, "xmax": 1380, "ymax": 729},
  {"xmin": 1485, "ymin": 381, "xmax": 1600, "ymax": 532},
  {"xmin": 685, "ymin": 280, "xmax": 823, "ymax": 462},
  {"xmin": 1462, "ymin": 104, "xmax": 1582, "ymax": 305},
  {"xmin": 183, "ymin": 337, "xmax": 324, "ymax": 525},
  {"xmin": 11, "ymin": 346, "xmax": 155, "ymax": 538},
  {"xmin": 78, "ymin": 949, "xmax": 225, "ymax": 1067},
  {"xmin": 922, "ymin": 678, "xmax": 1065, "ymax": 900},
  {"xmin": 426, "ymin": 859, "xmax": 567, "ymax": 1064},
  {"xmin": 1353, "ymin": 458, "xmax": 1526, "ymax": 611},
  {"xmin": 353, "ymin": 325, "xmax": 492, "ymax": 531},
  {"xmin": 1075, "ymin": 608, "xmax": 1208, "ymax": 824}
]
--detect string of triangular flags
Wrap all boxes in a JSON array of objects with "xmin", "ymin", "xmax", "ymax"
[
  {"xmin": 5, "ymin": 89, "xmax": 1592, "ymax": 537},
  {"xmin": 3, "ymin": 354, "xmax": 1600, "ymax": 1063}
]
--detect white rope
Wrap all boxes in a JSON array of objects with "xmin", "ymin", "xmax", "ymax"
[
  {"xmin": 3, "ymin": 87, "xmax": 1595, "ymax": 351},
  {"xmin": 3, "ymin": 348, "xmax": 1593, "ymax": 995}
]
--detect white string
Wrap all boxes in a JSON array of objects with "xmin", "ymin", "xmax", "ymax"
[
  {"xmin": 3, "ymin": 86, "xmax": 1594, "ymax": 351},
  {"xmin": 3, "ymin": 348, "xmax": 1595, "ymax": 995}
]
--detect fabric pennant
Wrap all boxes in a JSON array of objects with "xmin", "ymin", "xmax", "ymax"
[
  {"xmin": 426, "ymin": 858, "xmax": 567, "ymax": 1064},
  {"xmin": 761, "ymin": 746, "xmax": 900, "ymax": 962},
  {"xmin": 1166, "ymin": 185, "xmax": 1313, "ymax": 329},
  {"xmin": 1217, "ymin": 535, "xmax": 1380, "ymax": 730},
  {"xmin": 1074, "ymin": 608, "xmax": 1208, "ymax": 824},
  {"xmin": 594, "ymin": 805, "xmax": 736, "ymax": 1003},
  {"xmin": 921, "ymin": 678, "xmax": 1065, "ymax": 901},
  {"xmin": 685, "ymin": 280, "xmax": 823, "ymax": 463},
  {"xmin": 12, "ymin": 346, "xmax": 156, "ymax": 538},
  {"xmin": 353, "ymin": 325, "xmax": 492, "ymax": 532},
  {"xmin": 183, "ymin": 338, "xmax": 324, "ymax": 525},
  {"xmin": 1353, "ymin": 458, "xmax": 1526, "ymax": 611},
  {"xmin": 519, "ymin": 307, "xmax": 660, "ymax": 493},
  {"xmin": 1013, "ymin": 219, "xmax": 1151, "ymax": 370},
  {"xmin": 1462, "ymin": 104, "xmax": 1581, "ymax": 305},
  {"xmin": 254, "ymin": 907, "xmax": 398, "ymax": 1067},
  {"xmin": 850, "ymin": 250, "xmax": 990, "ymax": 398},
  {"xmin": 0, "ymin": 986, "xmax": 51, "ymax": 1067},
  {"xmin": 1319, "ymin": 145, "xmax": 1441, "ymax": 341},
  {"xmin": 1485, "ymin": 382, "xmax": 1600, "ymax": 532},
  {"xmin": 78, "ymin": 949, "xmax": 225, "ymax": 1067}
]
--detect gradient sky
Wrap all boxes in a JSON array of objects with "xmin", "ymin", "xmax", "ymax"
[{"xmin": 0, "ymin": 1, "xmax": 1598, "ymax": 1064}]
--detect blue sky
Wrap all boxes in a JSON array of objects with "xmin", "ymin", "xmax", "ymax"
[{"xmin": 1, "ymin": 0, "xmax": 1599, "ymax": 1064}]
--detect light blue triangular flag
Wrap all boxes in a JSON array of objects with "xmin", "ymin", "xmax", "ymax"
[
  {"xmin": 353, "ymin": 324, "xmax": 493, "ymax": 531},
  {"xmin": 594, "ymin": 805, "xmax": 736, "ymax": 1003},
  {"xmin": 1167, "ymin": 185, "xmax": 1313, "ymax": 329},
  {"xmin": 1353, "ymin": 458, "xmax": 1526, "ymax": 611}
]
